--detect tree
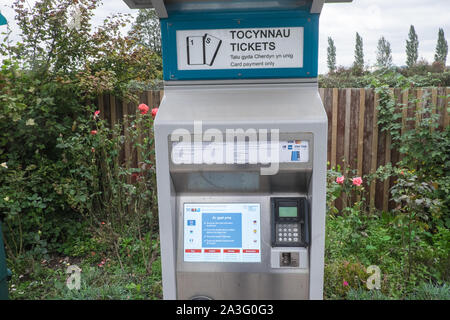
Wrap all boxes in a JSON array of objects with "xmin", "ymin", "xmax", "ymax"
[
  {"xmin": 434, "ymin": 28, "xmax": 448, "ymax": 66},
  {"xmin": 353, "ymin": 32, "xmax": 364, "ymax": 74},
  {"xmin": 327, "ymin": 37, "xmax": 336, "ymax": 74},
  {"xmin": 130, "ymin": 9, "xmax": 161, "ymax": 55},
  {"xmin": 376, "ymin": 36, "xmax": 393, "ymax": 69},
  {"xmin": 406, "ymin": 25, "xmax": 419, "ymax": 68}
]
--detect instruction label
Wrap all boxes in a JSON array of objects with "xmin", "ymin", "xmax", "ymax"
[
  {"xmin": 176, "ymin": 27, "xmax": 304, "ymax": 70},
  {"xmin": 184, "ymin": 203, "xmax": 261, "ymax": 263}
]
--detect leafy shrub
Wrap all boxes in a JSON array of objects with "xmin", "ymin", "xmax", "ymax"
[
  {"xmin": 0, "ymin": 0, "xmax": 162, "ymax": 266},
  {"xmin": 324, "ymin": 259, "xmax": 368, "ymax": 299},
  {"xmin": 319, "ymin": 68, "xmax": 450, "ymax": 88}
]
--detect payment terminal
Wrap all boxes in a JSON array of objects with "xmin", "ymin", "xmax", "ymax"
[{"xmin": 122, "ymin": 0, "xmax": 352, "ymax": 300}]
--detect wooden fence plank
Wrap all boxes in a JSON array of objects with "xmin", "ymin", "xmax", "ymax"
[
  {"xmin": 160, "ymin": 90, "xmax": 164, "ymax": 104},
  {"xmin": 324, "ymin": 89, "xmax": 332, "ymax": 168},
  {"xmin": 123, "ymin": 101, "xmax": 131, "ymax": 184},
  {"xmin": 444, "ymin": 88, "xmax": 450, "ymax": 128},
  {"xmin": 369, "ymin": 92, "xmax": 379, "ymax": 210},
  {"xmin": 341, "ymin": 89, "xmax": 352, "ymax": 210},
  {"xmin": 330, "ymin": 88, "xmax": 338, "ymax": 168},
  {"xmin": 319, "ymin": 88, "xmax": 325, "ymax": 104},
  {"xmin": 431, "ymin": 88, "xmax": 437, "ymax": 132},
  {"xmin": 400, "ymin": 89, "xmax": 409, "ymax": 162},
  {"xmin": 362, "ymin": 89, "xmax": 375, "ymax": 205},
  {"xmin": 416, "ymin": 88, "xmax": 423, "ymax": 127},
  {"xmin": 349, "ymin": 89, "xmax": 359, "ymax": 172},
  {"xmin": 357, "ymin": 88, "xmax": 365, "ymax": 177},
  {"xmin": 109, "ymin": 95, "xmax": 116, "ymax": 127},
  {"xmin": 438, "ymin": 87, "xmax": 445, "ymax": 130},
  {"xmin": 401, "ymin": 89, "xmax": 409, "ymax": 135},
  {"xmin": 98, "ymin": 95, "xmax": 105, "ymax": 120},
  {"xmin": 344, "ymin": 89, "xmax": 351, "ymax": 168},
  {"xmin": 381, "ymin": 89, "xmax": 394, "ymax": 212},
  {"xmin": 336, "ymin": 89, "xmax": 346, "ymax": 170}
]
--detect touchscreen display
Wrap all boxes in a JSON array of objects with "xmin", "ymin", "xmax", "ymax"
[{"xmin": 184, "ymin": 203, "xmax": 261, "ymax": 263}]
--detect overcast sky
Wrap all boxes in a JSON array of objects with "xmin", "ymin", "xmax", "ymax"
[{"xmin": 1, "ymin": 0, "xmax": 449, "ymax": 74}]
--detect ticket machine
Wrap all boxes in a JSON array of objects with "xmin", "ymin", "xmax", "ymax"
[{"xmin": 123, "ymin": 0, "xmax": 351, "ymax": 300}]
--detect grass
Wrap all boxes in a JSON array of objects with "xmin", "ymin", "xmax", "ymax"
[
  {"xmin": 8, "ymin": 250, "xmax": 162, "ymax": 300},
  {"xmin": 347, "ymin": 283, "xmax": 450, "ymax": 300}
]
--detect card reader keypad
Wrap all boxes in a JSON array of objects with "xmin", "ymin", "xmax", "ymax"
[{"xmin": 276, "ymin": 223, "xmax": 300, "ymax": 244}]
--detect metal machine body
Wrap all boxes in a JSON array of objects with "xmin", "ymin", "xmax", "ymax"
[
  {"xmin": 154, "ymin": 81, "xmax": 327, "ymax": 299},
  {"xmin": 122, "ymin": 0, "xmax": 352, "ymax": 300}
]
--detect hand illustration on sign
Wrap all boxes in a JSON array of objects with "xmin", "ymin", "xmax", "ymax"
[{"xmin": 187, "ymin": 34, "xmax": 222, "ymax": 66}]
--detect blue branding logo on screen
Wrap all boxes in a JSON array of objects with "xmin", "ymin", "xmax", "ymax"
[{"xmin": 184, "ymin": 203, "xmax": 261, "ymax": 263}]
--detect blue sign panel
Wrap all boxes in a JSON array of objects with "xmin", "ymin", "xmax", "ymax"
[{"xmin": 160, "ymin": 9, "xmax": 319, "ymax": 81}]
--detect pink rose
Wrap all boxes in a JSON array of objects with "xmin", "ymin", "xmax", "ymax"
[
  {"xmin": 93, "ymin": 110, "xmax": 100, "ymax": 119},
  {"xmin": 343, "ymin": 280, "xmax": 349, "ymax": 287},
  {"xmin": 138, "ymin": 103, "xmax": 149, "ymax": 115},
  {"xmin": 336, "ymin": 176, "xmax": 345, "ymax": 184},
  {"xmin": 151, "ymin": 107, "xmax": 159, "ymax": 119},
  {"xmin": 352, "ymin": 177, "xmax": 363, "ymax": 186},
  {"xmin": 90, "ymin": 130, "xmax": 97, "ymax": 135}
]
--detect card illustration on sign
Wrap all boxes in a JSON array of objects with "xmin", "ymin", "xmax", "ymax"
[
  {"xmin": 177, "ymin": 27, "xmax": 304, "ymax": 71},
  {"xmin": 187, "ymin": 34, "xmax": 223, "ymax": 66},
  {"xmin": 184, "ymin": 203, "xmax": 261, "ymax": 263}
]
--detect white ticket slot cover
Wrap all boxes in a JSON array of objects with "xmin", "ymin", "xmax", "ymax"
[{"xmin": 184, "ymin": 203, "xmax": 261, "ymax": 263}]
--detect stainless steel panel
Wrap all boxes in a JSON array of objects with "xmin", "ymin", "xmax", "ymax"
[
  {"xmin": 171, "ymin": 171, "xmax": 311, "ymax": 193},
  {"xmin": 177, "ymin": 271, "xmax": 309, "ymax": 300},
  {"xmin": 155, "ymin": 82, "xmax": 328, "ymax": 299}
]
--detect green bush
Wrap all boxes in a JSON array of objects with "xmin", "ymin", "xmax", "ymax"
[
  {"xmin": 319, "ymin": 67, "xmax": 450, "ymax": 88},
  {"xmin": 324, "ymin": 164, "xmax": 450, "ymax": 299},
  {"xmin": 324, "ymin": 259, "xmax": 368, "ymax": 299},
  {"xmin": 0, "ymin": 0, "xmax": 162, "ymax": 267}
]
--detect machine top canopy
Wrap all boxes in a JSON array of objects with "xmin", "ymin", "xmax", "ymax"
[{"xmin": 123, "ymin": 0, "xmax": 352, "ymax": 17}]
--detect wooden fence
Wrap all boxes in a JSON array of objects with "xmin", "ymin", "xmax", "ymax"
[{"xmin": 97, "ymin": 87, "xmax": 449, "ymax": 211}]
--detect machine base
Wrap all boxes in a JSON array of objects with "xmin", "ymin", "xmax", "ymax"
[{"xmin": 177, "ymin": 271, "xmax": 309, "ymax": 300}]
